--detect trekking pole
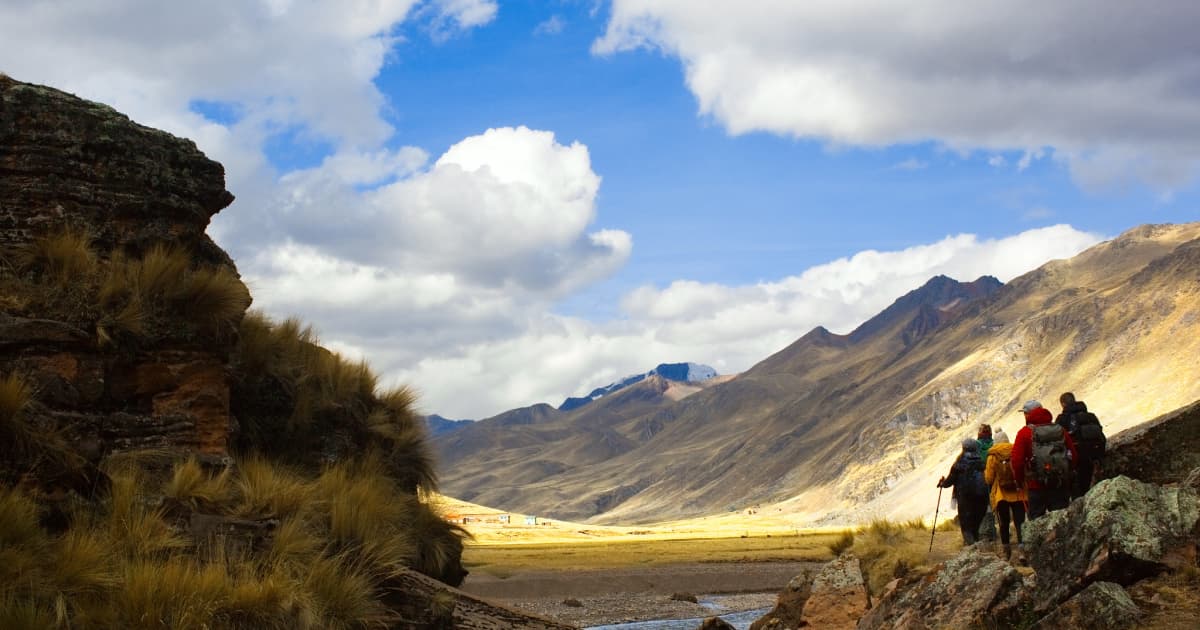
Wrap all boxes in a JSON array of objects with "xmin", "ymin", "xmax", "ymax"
[{"xmin": 929, "ymin": 485, "xmax": 943, "ymax": 553}]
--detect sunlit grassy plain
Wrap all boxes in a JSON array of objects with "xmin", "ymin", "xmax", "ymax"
[{"xmin": 439, "ymin": 496, "xmax": 963, "ymax": 581}]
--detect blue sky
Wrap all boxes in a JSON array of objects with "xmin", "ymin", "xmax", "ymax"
[{"xmin": 2, "ymin": 1, "xmax": 1198, "ymax": 417}]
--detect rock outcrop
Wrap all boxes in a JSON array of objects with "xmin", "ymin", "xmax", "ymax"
[
  {"xmin": 856, "ymin": 547, "xmax": 1029, "ymax": 630},
  {"xmin": 0, "ymin": 75, "xmax": 234, "ymax": 264},
  {"xmin": 802, "ymin": 555, "xmax": 869, "ymax": 629},
  {"xmin": 1, "ymin": 76, "xmax": 555, "ymax": 629},
  {"xmin": 1103, "ymin": 399, "xmax": 1200, "ymax": 485},
  {"xmin": 1023, "ymin": 475, "xmax": 1199, "ymax": 609},
  {"xmin": 789, "ymin": 468, "xmax": 1199, "ymax": 629},
  {"xmin": 1, "ymin": 76, "xmax": 246, "ymax": 469},
  {"xmin": 1029, "ymin": 581, "xmax": 1141, "ymax": 630},
  {"xmin": 748, "ymin": 570, "xmax": 813, "ymax": 630}
]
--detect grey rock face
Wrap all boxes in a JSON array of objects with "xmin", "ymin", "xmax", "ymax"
[
  {"xmin": 1030, "ymin": 581, "xmax": 1141, "ymax": 630},
  {"xmin": 1024, "ymin": 475, "xmax": 1200, "ymax": 608},
  {"xmin": 856, "ymin": 547, "xmax": 1028, "ymax": 630}
]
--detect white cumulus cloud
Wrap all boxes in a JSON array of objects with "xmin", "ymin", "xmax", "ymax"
[
  {"xmin": 398, "ymin": 225, "xmax": 1104, "ymax": 418},
  {"xmin": 595, "ymin": 0, "xmax": 1200, "ymax": 192}
]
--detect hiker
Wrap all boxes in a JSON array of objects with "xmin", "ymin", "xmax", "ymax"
[
  {"xmin": 975, "ymin": 424, "xmax": 997, "ymax": 542},
  {"xmin": 984, "ymin": 429, "xmax": 1026, "ymax": 561},
  {"xmin": 1012, "ymin": 400, "xmax": 1077, "ymax": 520},
  {"xmin": 1055, "ymin": 392, "xmax": 1107, "ymax": 499},
  {"xmin": 938, "ymin": 438, "xmax": 990, "ymax": 545}
]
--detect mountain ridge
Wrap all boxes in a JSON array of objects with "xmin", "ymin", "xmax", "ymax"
[{"xmin": 434, "ymin": 222, "xmax": 1200, "ymax": 525}]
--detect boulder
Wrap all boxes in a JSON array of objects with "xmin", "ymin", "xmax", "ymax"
[
  {"xmin": 696, "ymin": 618, "xmax": 736, "ymax": 630},
  {"xmin": 800, "ymin": 554, "xmax": 868, "ymax": 629},
  {"xmin": 857, "ymin": 547, "xmax": 1028, "ymax": 630},
  {"xmin": 1030, "ymin": 581, "xmax": 1141, "ymax": 630},
  {"xmin": 1103, "ymin": 399, "xmax": 1200, "ymax": 485},
  {"xmin": 749, "ymin": 570, "xmax": 813, "ymax": 630},
  {"xmin": 1024, "ymin": 475, "xmax": 1200, "ymax": 608}
]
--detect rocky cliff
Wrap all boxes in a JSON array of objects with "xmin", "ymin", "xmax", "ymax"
[
  {"xmin": 1, "ymin": 74, "xmax": 245, "ymax": 468},
  {"xmin": 0, "ymin": 76, "xmax": 562, "ymax": 629}
]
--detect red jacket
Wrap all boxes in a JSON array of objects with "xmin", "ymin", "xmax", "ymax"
[{"xmin": 1011, "ymin": 406, "xmax": 1077, "ymax": 490}]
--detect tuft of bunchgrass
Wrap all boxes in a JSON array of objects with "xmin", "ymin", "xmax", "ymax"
[
  {"xmin": 14, "ymin": 228, "xmax": 96, "ymax": 284},
  {"xmin": 103, "ymin": 464, "xmax": 187, "ymax": 560},
  {"xmin": 852, "ymin": 517, "xmax": 933, "ymax": 595},
  {"xmin": 303, "ymin": 554, "xmax": 392, "ymax": 630},
  {"xmin": 0, "ymin": 372, "xmax": 34, "ymax": 454},
  {"xmin": 163, "ymin": 457, "xmax": 233, "ymax": 509},
  {"xmin": 404, "ymin": 499, "xmax": 470, "ymax": 583},
  {"xmin": 827, "ymin": 529, "xmax": 855, "ymax": 556},
  {"xmin": 235, "ymin": 455, "xmax": 313, "ymax": 519},
  {"xmin": 0, "ymin": 595, "xmax": 56, "ymax": 630},
  {"xmin": 0, "ymin": 371, "xmax": 31, "ymax": 423},
  {"xmin": 314, "ymin": 457, "xmax": 415, "ymax": 576}
]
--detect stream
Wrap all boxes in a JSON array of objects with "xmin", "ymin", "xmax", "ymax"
[{"xmin": 584, "ymin": 602, "xmax": 772, "ymax": 630}]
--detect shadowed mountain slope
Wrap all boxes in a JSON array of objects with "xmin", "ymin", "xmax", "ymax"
[{"xmin": 436, "ymin": 223, "xmax": 1200, "ymax": 524}]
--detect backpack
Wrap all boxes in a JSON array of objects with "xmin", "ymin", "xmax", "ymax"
[
  {"xmin": 994, "ymin": 452, "xmax": 1018, "ymax": 491},
  {"xmin": 1068, "ymin": 411, "xmax": 1107, "ymax": 460},
  {"xmin": 1029, "ymin": 424, "xmax": 1071, "ymax": 488},
  {"xmin": 957, "ymin": 455, "xmax": 989, "ymax": 499}
]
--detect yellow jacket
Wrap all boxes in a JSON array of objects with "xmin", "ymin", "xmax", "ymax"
[{"xmin": 983, "ymin": 442, "xmax": 1028, "ymax": 510}]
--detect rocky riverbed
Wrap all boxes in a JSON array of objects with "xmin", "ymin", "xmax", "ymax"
[{"xmin": 460, "ymin": 562, "xmax": 814, "ymax": 627}]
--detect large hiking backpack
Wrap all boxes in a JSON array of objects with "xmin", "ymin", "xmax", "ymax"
[
  {"xmin": 1068, "ymin": 411, "xmax": 1107, "ymax": 460},
  {"xmin": 1029, "ymin": 424, "xmax": 1071, "ymax": 488},
  {"xmin": 995, "ymin": 452, "xmax": 1018, "ymax": 491},
  {"xmin": 958, "ymin": 456, "xmax": 989, "ymax": 499}
]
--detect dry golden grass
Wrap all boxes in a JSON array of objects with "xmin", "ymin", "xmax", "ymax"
[
  {"xmin": 465, "ymin": 532, "xmax": 839, "ymax": 576},
  {"xmin": 13, "ymin": 228, "xmax": 96, "ymax": 284},
  {"xmin": 851, "ymin": 516, "xmax": 958, "ymax": 595},
  {"xmin": 164, "ymin": 458, "xmax": 234, "ymax": 508},
  {"xmin": 235, "ymin": 455, "xmax": 313, "ymax": 518},
  {"xmin": 0, "ymin": 371, "xmax": 32, "ymax": 433},
  {"xmin": 3, "ymin": 231, "xmax": 248, "ymax": 343},
  {"xmin": 0, "ymin": 448, "xmax": 465, "ymax": 629},
  {"xmin": 827, "ymin": 529, "xmax": 855, "ymax": 556}
]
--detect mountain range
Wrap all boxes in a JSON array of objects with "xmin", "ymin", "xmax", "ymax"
[{"xmin": 432, "ymin": 223, "xmax": 1200, "ymax": 525}]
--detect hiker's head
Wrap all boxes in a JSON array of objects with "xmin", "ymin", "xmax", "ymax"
[
  {"xmin": 1019, "ymin": 400, "xmax": 1052, "ymax": 424},
  {"xmin": 1059, "ymin": 391, "xmax": 1076, "ymax": 410},
  {"xmin": 978, "ymin": 424, "xmax": 992, "ymax": 439},
  {"xmin": 993, "ymin": 429, "xmax": 1010, "ymax": 444},
  {"xmin": 961, "ymin": 438, "xmax": 978, "ymax": 452}
]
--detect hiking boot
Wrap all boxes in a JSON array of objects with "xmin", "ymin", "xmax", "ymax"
[{"xmin": 1002, "ymin": 544, "xmax": 1012, "ymax": 561}]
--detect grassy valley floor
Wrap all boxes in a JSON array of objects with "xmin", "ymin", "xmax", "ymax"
[{"xmin": 448, "ymin": 496, "xmax": 969, "ymax": 627}]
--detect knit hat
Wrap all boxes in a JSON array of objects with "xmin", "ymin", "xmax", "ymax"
[
  {"xmin": 961, "ymin": 438, "xmax": 979, "ymax": 451},
  {"xmin": 993, "ymin": 430, "xmax": 1010, "ymax": 444},
  {"xmin": 1019, "ymin": 400, "xmax": 1043, "ymax": 413}
]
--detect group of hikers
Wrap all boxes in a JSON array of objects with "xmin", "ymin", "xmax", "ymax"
[{"xmin": 936, "ymin": 392, "xmax": 1107, "ymax": 561}]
